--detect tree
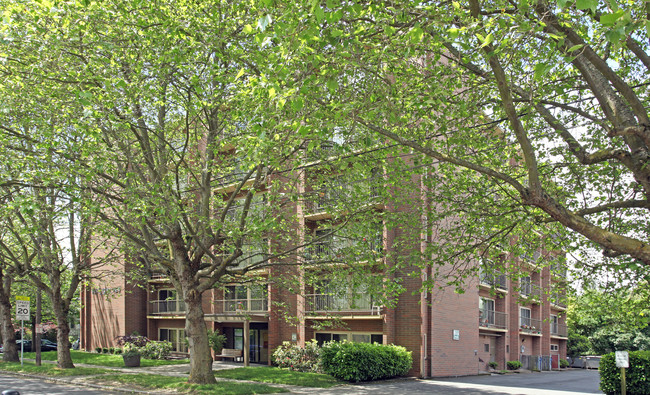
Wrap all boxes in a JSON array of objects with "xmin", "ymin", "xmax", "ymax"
[
  {"xmin": 258, "ymin": 0, "xmax": 649, "ymax": 277},
  {"xmin": 0, "ymin": 0, "xmax": 385, "ymax": 383},
  {"xmin": 567, "ymin": 287, "xmax": 650, "ymax": 355}
]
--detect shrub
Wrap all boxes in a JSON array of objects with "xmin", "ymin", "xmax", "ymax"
[
  {"xmin": 559, "ymin": 359, "xmax": 569, "ymax": 368},
  {"xmin": 109, "ymin": 347, "xmax": 116, "ymax": 354},
  {"xmin": 95, "ymin": 347, "xmax": 102, "ymax": 353},
  {"xmin": 116, "ymin": 335, "xmax": 149, "ymax": 348},
  {"xmin": 208, "ymin": 330, "xmax": 227, "ymax": 354},
  {"xmin": 320, "ymin": 341, "xmax": 412, "ymax": 382},
  {"xmin": 102, "ymin": 347, "xmax": 109, "ymax": 354},
  {"xmin": 488, "ymin": 361, "xmax": 499, "ymax": 369},
  {"xmin": 507, "ymin": 360, "xmax": 522, "ymax": 370},
  {"xmin": 114, "ymin": 348, "xmax": 123, "ymax": 354},
  {"xmin": 272, "ymin": 340, "xmax": 322, "ymax": 373},
  {"xmin": 600, "ymin": 350, "xmax": 650, "ymax": 395},
  {"xmin": 140, "ymin": 341, "xmax": 173, "ymax": 360}
]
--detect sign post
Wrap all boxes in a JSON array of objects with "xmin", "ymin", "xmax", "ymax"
[
  {"xmin": 615, "ymin": 351, "xmax": 629, "ymax": 395},
  {"xmin": 15, "ymin": 296, "xmax": 30, "ymax": 367}
]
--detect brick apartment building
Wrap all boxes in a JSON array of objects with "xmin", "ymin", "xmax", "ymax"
[{"xmin": 80, "ymin": 153, "xmax": 568, "ymax": 377}]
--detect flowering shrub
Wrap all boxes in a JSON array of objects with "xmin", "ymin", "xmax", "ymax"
[
  {"xmin": 140, "ymin": 340, "xmax": 173, "ymax": 360},
  {"xmin": 272, "ymin": 340, "xmax": 323, "ymax": 373},
  {"xmin": 116, "ymin": 335, "xmax": 150, "ymax": 348}
]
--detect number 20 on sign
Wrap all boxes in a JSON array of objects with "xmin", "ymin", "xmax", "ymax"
[{"xmin": 15, "ymin": 296, "xmax": 30, "ymax": 320}]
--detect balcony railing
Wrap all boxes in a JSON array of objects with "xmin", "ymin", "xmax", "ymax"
[
  {"xmin": 150, "ymin": 300, "xmax": 186, "ymax": 315},
  {"xmin": 519, "ymin": 317, "xmax": 543, "ymax": 334},
  {"xmin": 305, "ymin": 240, "xmax": 382, "ymax": 262},
  {"xmin": 479, "ymin": 310, "xmax": 508, "ymax": 330},
  {"xmin": 550, "ymin": 295, "xmax": 568, "ymax": 308},
  {"xmin": 305, "ymin": 293, "xmax": 380, "ymax": 315},
  {"xmin": 306, "ymin": 179, "xmax": 382, "ymax": 214},
  {"xmin": 479, "ymin": 271, "xmax": 508, "ymax": 290},
  {"xmin": 213, "ymin": 298, "xmax": 268, "ymax": 314},
  {"xmin": 550, "ymin": 323, "xmax": 568, "ymax": 337}
]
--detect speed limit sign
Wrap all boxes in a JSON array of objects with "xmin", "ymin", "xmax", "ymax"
[{"xmin": 16, "ymin": 296, "xmax": 30, "ymax": 320}]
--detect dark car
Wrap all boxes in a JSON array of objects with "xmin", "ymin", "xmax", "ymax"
[{"xmin": 14, "ymin": 339, "xmax": 57, "ymax": 352}]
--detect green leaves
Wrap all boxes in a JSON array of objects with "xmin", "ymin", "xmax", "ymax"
[{"xmin": 575, "ymin": 0, "xmax": 598, "ymax": 12}]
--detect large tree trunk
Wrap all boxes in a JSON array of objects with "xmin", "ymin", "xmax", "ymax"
[
  {"xmin": 0, "ymin": 271, "xmax": 18, "ymax": 362},
  {"xmin": 0, "ymin": 293, "xmax": 18, "ymax": 362},
  {"xmin": 184, "ymin": 287, "xmax": 215, "ymax": 384},
  {"xmin": 50, "ymin": 288, "xmax": 74, "ymax": 368}
]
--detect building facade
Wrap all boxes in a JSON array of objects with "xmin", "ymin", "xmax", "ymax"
[{"xmin": 80, "ymin": 159, "xmax": 568, "ymax": 377}]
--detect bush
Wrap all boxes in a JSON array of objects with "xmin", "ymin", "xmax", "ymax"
[
  {"xmin": 116, "ymin": 335, "xmax": 149, "ymax": 348},
  {"xmin": 140, "ymin": 341, "xmax": 173, "ymax": 360},
  {"xmin": 507, "ymin": 360, "xmax": 522, "ymax": 370},
  {"xmin": 109, "ymin": 347, "xmax": 116, "ymax": 354},
  {"xmin": 208, "ymin": 330, "xmax": 227, "ymax": 354},
  {"xmin": 114, "ymin": 348, "xmax": 123, "ymax": 354},
  {"xmin": 488, "ymin": 361, "xmax": 498, "ymax": 369},
  {"xmin": 559, "ymin": 359, "xmax": 569, "ymax": 368},
  {"xmin": 102, "ymin": 347, "xmax": 109, "ymax": 354},
  {"xmin": 320, "ymin": 341, "xmax": 412, "ymax": 382},
  {"xmin": 272, "ymin": 340, "xmax": 322, "ymax": 373},
  {"xmin": 600, "ymin": 350, "xmax": 650, "ymax": 395},
  {"xmin": 95, "ymin": 347, "xmax": 102, "ymax": 353}
]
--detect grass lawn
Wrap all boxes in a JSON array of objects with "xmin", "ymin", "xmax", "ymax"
[
  {"xmin": 0, "ymin": 361, "xmax": 112, "ymax": 376},
  {"xmin": 214, "ymin": 367, "xmax": 342, "ymax": 388},
  {"xmin": 93, "ymin": 373, "xmax": 287, "ymax": 394},
  {"xmin": 20, "ymin": 350, "xmax": 188, "ymax": 367}
]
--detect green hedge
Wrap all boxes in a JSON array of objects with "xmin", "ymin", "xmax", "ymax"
[
  {"xmin": 600, "ymin": 350, "xmax": 650, "ymax": 395},
  {"xmin": 320, "ymin": 341, "xmax": 412, "ymax": 382}
]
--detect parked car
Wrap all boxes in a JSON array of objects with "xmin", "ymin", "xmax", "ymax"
[{"xmin": 13, "ymin": 339, "xmax": 58, "ymax": 352}]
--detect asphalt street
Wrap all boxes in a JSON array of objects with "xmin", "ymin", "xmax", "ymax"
[{"xmin": 0, "ymin": 374, "xmax": 119, "ymax": 395}]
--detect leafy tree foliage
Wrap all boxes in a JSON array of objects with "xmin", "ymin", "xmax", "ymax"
[{"xmin": 568, "ymin": 287, "xmax": 650, "ymax": 355}]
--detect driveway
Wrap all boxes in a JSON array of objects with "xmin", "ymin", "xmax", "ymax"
[{"xmin": 293, "ymin": 369, "xmax": 602, "ymax": 394}]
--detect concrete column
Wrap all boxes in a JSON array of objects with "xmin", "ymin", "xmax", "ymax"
[{"xmin": 244, "ymin": 319, "xmax": 250, "ymax": 367}]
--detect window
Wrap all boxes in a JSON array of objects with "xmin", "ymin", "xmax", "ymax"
[
  {"xmin": 314, "ymin": 332, "xmax": 382, "ymax": 347},
  {"xmin": 159, "ymin": 328, "xmax": 187, "ymax": 352},
  {"xmin": 550, "ymin": 315, "xmax": 558, "ymax": 334},
  {"xmin": 224, "ymin": 285, "xmax": 268, "ymax": 312},
  {"xmin": 484, "ymin": 343, "xmax": 490, "ymax": 352},
  {"xmin": 479, "ymin": 298, "xmax": 495, "ymax": 326},
  {"xmin": 156, "ymin": 289, "xmax": 183, "ymax": 313},
  {"xmin": 520, "ymin": 307, "xmax": 531, "ymax": 327},
  {"xmin": 520, "ymin": 276, "xmax": 531, "ymax": 296},
  {"xmin": 551, "ymin": 344, "xmax": 559, "ymax": 352}
]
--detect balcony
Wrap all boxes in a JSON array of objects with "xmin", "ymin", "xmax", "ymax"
[
  {"xmin": 305, "ymin": 239, "xmax": 382, "ymax": 263},
  {"xmin": 213, "ymin": 298, "xmax": 268, "ymax": 315},
  {"xmin": 306, "ymin": 178, "xmax": 382, "ymax": 215},
  {"xmin": 149, "ymin": 300, "xmax": 186, "ymax": 316},
  {"xmin": 550, "ymin": 293, "xmax": 568, "ymax": 309},
  {"xmin": 519, "ymin": 317, "xmax": 543, "ymax": 335},
  {"xmin": 551, "ymin": 323, "xmax": 568, "ymax": 337},
  {"xmin": 479, "ymin": 310, "xmax": 508, "ymax": 330},
  {"xmin": 305, "ymin": 293, "xmax": 381, "ymax": 316},
  {"xmin": 479, "ymin": 271, "xmax": 508, "ymax": 290}
]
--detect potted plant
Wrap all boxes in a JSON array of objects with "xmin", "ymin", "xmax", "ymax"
[
  {"xmin": 208, "ymin": 329, "xmax": 227, "ymax": 356},
  {"xmin": 122, "ymin": 345, "xmax": 141, "ymax": 367}
]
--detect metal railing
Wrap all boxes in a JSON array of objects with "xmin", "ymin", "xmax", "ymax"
[
  {"xmin": 306, "ymin": 179, "xmax": 382, "ymax": 214},
  {"xmin": 550, "ymin": 293, "xmax": 568, "ymax": 308},
  {"xmin": 551, "ymin": 323, "xmax": 568, "ymax": 337},
  {"xmin": 305, "ymin": 239, "xmax": 382, "ymax": 262},
  {"xmin": 150, "ymin": 300, "xmax": 186, "ymax": 315},
  {"xmin": 479, "ymin": 271, "xmax": 508, "ymax": 290},
  {"xmin": 479, "ymin": 310, "xmax": 508, "ymax": 330},
  {"xmin": 519, "ymin": 317, "xmax": 543, "ymax": 334},
  {"xmin": 213, "ymin": 298, "xmax": 268, "ymax": 314},
  {"xmin": 305, "ymin": 293, "xmax": 380, "ymax": 314}
]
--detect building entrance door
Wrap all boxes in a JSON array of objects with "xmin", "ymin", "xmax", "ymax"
[{"xmin": 489, "ymin": 337, "xmax": 497, "ymax": 362}]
